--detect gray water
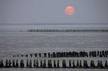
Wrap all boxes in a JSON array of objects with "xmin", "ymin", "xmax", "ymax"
[
  {"xmin": 0, "ymin": 32, "xmax": 108, "ymax": 57},
  {"xmin": 0, "ymin": 32, "xmax": 108, "ymax": 48},
  {"xmin": 0, "ymin": 25, "xmax": 108, "ymax": 71}
]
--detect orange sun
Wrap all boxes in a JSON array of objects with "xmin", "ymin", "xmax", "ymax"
[{"xmin": 65, "ymin": 5, "xmax": 76, "ymax": 16}]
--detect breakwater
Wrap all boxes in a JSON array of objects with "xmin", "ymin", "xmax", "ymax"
[
  {"xmin": 0, "ymin": 50, "xmax": 108, "ymax": 69},
  {"xmin": 27, "ymin": 29, "xmax": 108, "ymax": 32}
]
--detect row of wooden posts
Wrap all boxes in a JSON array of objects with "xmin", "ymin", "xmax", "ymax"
[
  {"xmin": 13, "ymin": 50, "xmax": 108, "ymax": 58},
  {"xmin": 0, "ymin": 59, "xmax": 108, "ymax": 69}
]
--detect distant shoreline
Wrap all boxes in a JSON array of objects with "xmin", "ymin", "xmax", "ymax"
[{"xmin": 27, "ymin": 29, "xmax": 108, "ymax": 32}]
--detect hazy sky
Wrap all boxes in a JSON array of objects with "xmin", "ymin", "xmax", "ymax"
[{"xmin": 0, "ymin": 0, "xmax": 108, "ymax": 24}]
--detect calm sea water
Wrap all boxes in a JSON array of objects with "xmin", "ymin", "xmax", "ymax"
[
  {"xmin": 0, "ymin": 32, "xmax": 108, "ymax": 48},
  {"xmin": 0, "ymin": 25, "xmax": 108, "ymax": 71},
  {"xmin": 0, "ymin": 32, "xmax": 108, "ymax": 57}
]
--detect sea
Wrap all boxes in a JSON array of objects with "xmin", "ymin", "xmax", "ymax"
[{"xmin": 0, "ymin": 24, "xmax": 108, "ymax": 71}]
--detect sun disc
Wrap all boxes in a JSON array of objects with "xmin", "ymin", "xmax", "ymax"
[{"xmin": 65, "ymin": 5, "xmax": 75, "ymax": 16}]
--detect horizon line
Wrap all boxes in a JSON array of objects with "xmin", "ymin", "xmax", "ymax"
[{"xmin": 0, "ymin": 23, "xmax": 108, "ymax": 25}]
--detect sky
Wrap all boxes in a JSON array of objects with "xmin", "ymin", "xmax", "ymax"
[{"xmin": 0, "ymin": 0, "xmax": 108, "ymax": 24}]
